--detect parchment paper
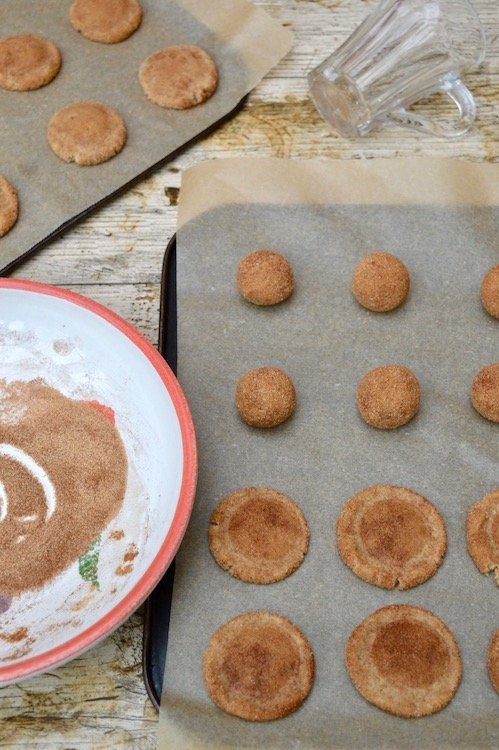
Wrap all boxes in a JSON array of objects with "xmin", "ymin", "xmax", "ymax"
[
  {"xmin": 158, "ymin": 158, "xmax": 499, "ymax": 749},
  {"xmin": 0, "ymin": 0, "xmax": 292, "ymax": 271}
]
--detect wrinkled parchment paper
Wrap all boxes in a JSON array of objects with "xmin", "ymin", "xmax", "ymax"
[
  {"xmin": 158, "ymin": 158, "xmax": 499, "ymax": 749},
  {"xmin": 0, "ymin": 0, "xmax": 292, "ymax": 271}
]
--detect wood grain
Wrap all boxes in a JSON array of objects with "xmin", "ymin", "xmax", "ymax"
[{"xmin": 1, "ymin": 0, "xmax": 498, "ymax": 747}]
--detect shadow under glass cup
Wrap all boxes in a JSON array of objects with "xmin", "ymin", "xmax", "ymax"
[{"xmin": 308, "ymin": 0, "xmax": 486, "ymax": 138}]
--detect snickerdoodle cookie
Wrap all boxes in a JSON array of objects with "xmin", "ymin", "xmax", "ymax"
[
  {"xmin": 466, "ymin": 489, "xmax": 499, "ymax": 584},
  {"xmin": 209, "ymin": 487, "xmax": 309, "ymax": 584},
  {"xmin": 139, "ymin": 45, "xmax": 218, "ymax": 109},
  {"xmin": 346, "ymin": 604, "xmax": 462, "ymax": 718},
  {"xmin": 203, "ymin": 611, "xmax": 315, "ymax": 721},
  {"xmin": 47, "ymin": 101, "xmax": 127, "ymax": 165},
  {"xmin": 70, "ymin": 0, "xmax": 142, "ymax": 44},
  {"xmin": 236, "ymin": 367, "xmax": 296, "ymax": 428},
  {"xmin": 352, "ymin": 252, "xmax": 410, "ymax": 312},
  {"xmin": 471, "ymin": 364, "xmax": 499, "ymax": 423},
  {"xmin": 356, "ymin": 364, "xmax": 420, "ymax": 429},
  {"xmin": 0, "ymin": 177, "xmax": 19, "ymax": 238},
  {"xmin": 336, "ymin": 485, "xmax": 446, "ymax": 590},
  {"xmin": 236, "ymin": 250, "xmax": 294, "ymax": 306},
  {"xmin": 481, "ymin": 265, "xmax": 499, "ymax": 319},
  {"xmin": 488, "ymin": 629, "xmax": 499, "ymax": 693},
  {"xmin": 0, "ymin": 34, "xmax": 61, "ymax": 91}
]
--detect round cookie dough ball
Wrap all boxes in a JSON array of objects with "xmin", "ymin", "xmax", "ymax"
[
  {"xmin": 352, "ymin": 252, "xmax": 410, "ymax": 312},
  {"xmin": 471, "ymin": 364, "xmax": 499, "ymax": 423},
  {"xmin": 0, "ymin": 34, "xmax": 61, "ymax": 92},
  {"xmin": 0, "ymin": 177, "xmax": 19, "ymax": 238},
  {"xmin": 236, "ymin": 250, "xmax": 294, "ymax": 306},
  {"xmin": 236, "ymin": 367, "xmax": 296, "ymax": 428},
  {"xmin": 70, "ymin": 0, "xmax": 142, "ymax": 44},
  {"xmin": 480, "ymin": 265, "xmax": 499, "ymax": 319},
  {"xmin": 357, "ymin": 364, "xmax": 420, "ymax": 429},
  {"xmin": 488, "ymin": 629, "xmax": 499, "ymax": 693},
  {"xmin": 139, "ymin": 45, "xmax": 218, "ymax": 109}
]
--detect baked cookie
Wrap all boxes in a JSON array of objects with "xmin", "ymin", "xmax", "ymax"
[
  {"xmin": 47, "ymin": 101, "xmax": 127, "ymax": 166},
  {"xmin": 0, "ymin": 177, "xmax": 19, "ymax": 238},
  {"xmin": 352, "ymin": 252, "xmax": 410, "ymax": 312},
  {"xmin": 70, "ymin": 0, "xmax": 142, "ymax": 44},
  {"xmin": 346, "ymin": 604, "xmax": 462, "ymax": 718},
  {"xmin": 139, "ymin": 45, "xmax": 218, "ymax": 109},
  {"xmin": 209, "ymin": 487, "xmax": 309, "ymax": 584},
  {"xmin": 236, "ymin": 367, "xmax": 296, "ymax": 428},
  {"xmin": 336, "ymin": 485, "xmax": 446, "ymax": 590},
  {"xmin": 471, "ymin": 364, "xmax": 499, "ymax": 423},
  {"xmin": 236, "ymin": 250, "xmax": 294, "ymax": 306},
  {"xmin": 0, "ymin": 34, "xmax": 61, "ymax": 91},
  {"xmin": 488, "ymin": 628, "xmax": 499, "ymax": 693},
  {"xmin": 356, "ymin": 364, "xmax": 420, "ymax": 429},
  {"xmin": 466, "ymin": 489, "xmax": 499, "ymax": 584},
  {"xmin": 480, "ymin": 265, "xmax": 499, "ymax": 319},
  {"xmin": 203, "ymin": 611, "xmax": 315, "ymax": 721}
]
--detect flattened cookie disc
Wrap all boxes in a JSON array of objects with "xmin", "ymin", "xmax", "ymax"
[
  {"xmin": 466, "ymin": 489, "xmax": 499, "ymax": 584},
  {"xmin": 0, "ymin": 34, "xmax": 61, "ymax": 91},
  {"xmin": 236, "ymin": 367, "xmax": 296, "ymax": 428},
  {"xmin": 209, "ymin": 487, "xmax": 309, "ymax": 583},
  {"xmin": 481, "ymin": 265, "xmax": 499, "ymax": 319},
  {"xmin": 70, "ymin": 0, "xmax": 142, "ymax": 44},
  {"xmin": 237, "ymin": 249, "xmax": 294, "ymax": 306},
  {"xmin": 203, "ymin": 611, "xmax": 315, "ymax": 721},
  {"xmin": 346, "ymin": 605, "xmax": 462, "ymax": 718},
  {"xmin": 356, "ymin": 364, "xmax": 420, "ymax": 429},
  {"xmin": 352, "ymin": 252, "xmax": 410, "ymax": 312},
  {"xmin": 471, "ymin": 364, "xmax": 499, "ymax": 423},
  {"xmin": 0, "ymin": 177, "xmax": 19, "ymax": 238},
  {"xmin": 336, "ymin": 485, "xmax": 446, "ymax": 590},
  {"xmin": 488, "ymin": 629, "xmax": 499, "ymax": 693},
  {"xmin": 139, "ymin": 45, "xmax": 218, "ymax": 109},
  {"xmin": 47, "ymin": 101, "xmax": 127, "ymax": 166}
]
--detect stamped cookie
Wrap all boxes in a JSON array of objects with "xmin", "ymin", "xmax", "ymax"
[
  {"xmin": 236, "ymin": 367, "xmax": 296, "ymax": 428},
  {"xmin": 346, "ymin": 604, "xmax": 462, "ymax": 718},
  {"xmin": 352, "ymin": 252, "xmax": 410, "ymax": 312},
  {"xmin": 336, "ymin": 485, "xmax": 446, "ymax": 590},
  {"xmin": 139, "ymin": 45, "xmax": 218, "ymax": 109},
  {"xmin": 70, "ymin": 0, "xmax": 142, "ymax": 44},
  {"xmin": 0, "ymin": 34, "xmax": 61, "ymax": 91},
  {"xmin": 488, "ymin": 629, "xmax": 499, "ymax": 693},
  {"xmin": 466, "ymin": 489, "xmax": 499, "ymax": 584},
  {"xmin": 237, "ymin": 249, "xmax": 294, "ymax": 306},
  {"xmin": 209, "ymin": 487, "xmax": 309, "ymax": 584},
  {"xmin": 203, "ymin": 611, "xmax": 315, "ymax": 721},
  {"xmin": 471, "ymin": 364, "xmax": 499, "ymax": 423},
  {"xmin": 0, "ymin": 177, "xmax": 19, "ymax": 238},
  {"xmin": 480, "ymin": 265, "xmax": 499, "ymax": 319},
  {"xmin": 47, "ymin": 101, "xmax": 127, "ymax": 166},
  {"xmin": 357, "ymin": 364, "xmax": 420, "ymax": 429}
]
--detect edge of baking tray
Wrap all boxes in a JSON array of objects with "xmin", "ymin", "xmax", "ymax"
[
  {"xmin": 142, "ymin": 233, "xmax": 177, "ymax": 711},
  {"xmin": 0, "ymin": 96, "xmax": 246, "ymax": 276}
]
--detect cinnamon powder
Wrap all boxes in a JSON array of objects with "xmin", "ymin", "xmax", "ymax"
[{"xmin": 0, "ymin": 379, "xmax": 127, "ymax": 596}]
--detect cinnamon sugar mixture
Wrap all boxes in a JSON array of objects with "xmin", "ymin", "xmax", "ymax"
[{"xmin": 0, "ymin": 379, "xmax": 127, "ymax": 595}]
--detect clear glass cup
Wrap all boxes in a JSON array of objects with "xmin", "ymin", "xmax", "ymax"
[{"xmin": 308, "ymin": 0, "xmax": 486, "ymax": 138}]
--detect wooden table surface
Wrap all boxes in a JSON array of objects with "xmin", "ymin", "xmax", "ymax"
[{"xmin": 1, "ymin": 1, "xmax": 497, "ymax": 747}]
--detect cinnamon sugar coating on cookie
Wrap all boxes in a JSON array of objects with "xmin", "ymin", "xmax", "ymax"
[
  {"xmin": 471, "ymin": 364, "xmax": 499, "ymax": 422},
  {"xmin": 0, "ymin": 34, "xmax": 61, "ymax": 91},
  {"xmin": 203, "ymin": 611, "xmax": 315, "ymax": 721},
  {"xmin": 336, "ymin": 485, "xmax": 446, "ymax": 590},
  {"xmin": 466, "ymin": 489, "xmax": 499, "ymax": 584},
  {"xmin": 237, "ymin": 250, "xmax": 294, "ymax": 306},
  {"xmin": 346, "ymin": 605, "xmax": 462, "ymax": 717},
  {"xmin": 139, "ymin": 45, "xmax": 217, "ymax": 109},
  {"xmin": 352, "ymin": 252, "xmax": 410, "ymax": 312},
  {"xmin": 356, "ymin": 364, "xmax": 420, "ymax": 429},
  {"xmin": 70, "ymin": 0, "xmax": 142, "ymax": 44},
  {"xmin": 236, "ymin": 367, "xmax": 296, "ymax": 428},
  {"xmin": 481, "ymin": 265, "xmax": 499, "ymax": 319},
  {"xmin": 209, "ymin": 487, "xmax": 309, "ymax": 584},
  {"xmin": 488, "ymin": 629, "xmax": 499, "ymax": 693},
  {"xmin": 0, "ymin": 177, "xmax": 19, "ymax": 238}
]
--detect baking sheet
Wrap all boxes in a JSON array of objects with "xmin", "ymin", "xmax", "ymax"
[
  {"xmin": 0, "ymin": 0, "xmax": 292, "ymax": 271},
  {"xmin": 158, "ymin": 158, "xmax": 499, "ymax": 749}
]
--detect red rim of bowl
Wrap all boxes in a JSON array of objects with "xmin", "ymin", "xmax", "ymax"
[{"xmin": 0, "ymin": 278, "xmax": 198, "ymax": 684}]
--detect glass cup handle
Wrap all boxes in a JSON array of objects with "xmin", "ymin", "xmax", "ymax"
[{"xmin": 385, "ymin": 77, "xmax": 477, "ymax": 138}]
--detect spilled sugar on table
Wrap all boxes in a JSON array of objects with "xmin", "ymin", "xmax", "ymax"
[{"xmin": 0, "ymin": 1, "xmax": 498, "ymax": 748}]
